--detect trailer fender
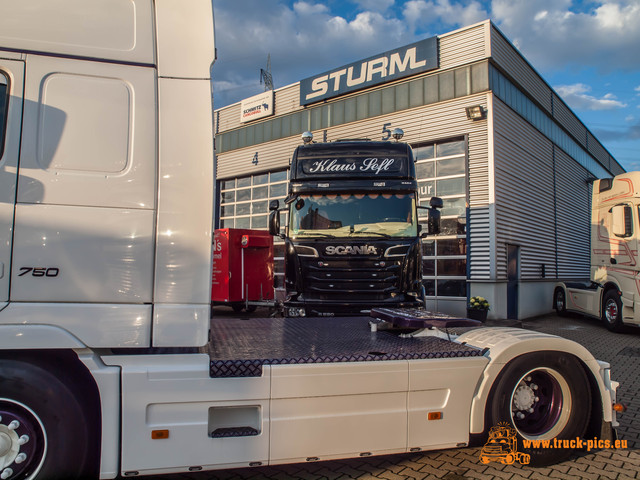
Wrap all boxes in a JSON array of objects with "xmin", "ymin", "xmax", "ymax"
[
  {"xmin": 457, "ymin": 327, "xmax": 616, "ymax": 435},
  {"xmin": 75, "ymin": 350, "xmax": 121, "ymax": 480},
  {"xmin": 0, "ymin": 324, "xmax": 86, "ymax": 349}
]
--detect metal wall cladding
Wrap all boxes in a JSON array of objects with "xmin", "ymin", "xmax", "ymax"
[
  {"xmin": 439, "ymin": 22, "xmax": 488, "ymax": 71},
  {"xmin": 587, "ymin": 130, "xmax": 609, "ymax": 171},
  {"xmin": 489, "ymin": 26, "xmax": 552, "ymax": 114},
  {"xmin": 552, "ymin": 93, "xmax": 587, "ymax": 145},
  {"xmin": 468, "ymin": 206, "xmax": 492, "ymax": 280},
  {"xmin": 216, "ymin": 93, "xmax": 490, "ymax": 181},
  {"xmin": 274, "ymin": 82, "xmax": 303, "ymax": 116},
  {"xmin": 493, "ymin": 98, "xmax": 556, "ymax": 281},
  {"xmin": 216, "ymin": 102, "xmax": 241, "ymax": 133},
  {"xmin": 554, "ymin": 148, "xmax": 591, "ymax": 279}
]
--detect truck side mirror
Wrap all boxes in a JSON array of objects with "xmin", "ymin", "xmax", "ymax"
[
  {"xmin": 428, "ymin": 207, "xmax": 441, "ymax": 235},
  {"xmin": 269, "ymin": 200, "xmax": 281, "ymax": 236},
  {"xmin": 418, "ymin": 196, "xmax": 442, "ymax": 236}
]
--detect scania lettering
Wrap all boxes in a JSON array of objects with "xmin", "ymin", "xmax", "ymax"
[
  {"xmin": 0, "ymin": 3, "xmax": 621, "ymax": 479},
  {"xmin": 326, "ymin": 245, "xmax": 378, "ymax": 255}
]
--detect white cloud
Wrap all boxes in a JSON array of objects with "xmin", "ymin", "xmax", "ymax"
[
  {"xmin": 212, "ymin": 0, "xmax": 413, "ymax": 107},
  {"xmin": 293, "ymin": 1, "xmax": 329, "ymax": 15},
  {"xmin": 403, "ymin": 0, "xmax": 488, "ymax": 32},
  {"xmin": 491, "ymin": 0, "xmax": 640, "ymax": 72},
  {"xmin": 555, "ymin": 83, "xmax": 627, "ymax": 110}
]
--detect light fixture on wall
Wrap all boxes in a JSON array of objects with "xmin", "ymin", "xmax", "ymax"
[{"xmin": 465, "ymin": 105, "xmax": 486, "ymax": 120}]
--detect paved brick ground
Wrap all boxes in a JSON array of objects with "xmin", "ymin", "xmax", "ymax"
[{"xmin": 157, "ymin": 312, "xmax": 640, "ymax": 480}]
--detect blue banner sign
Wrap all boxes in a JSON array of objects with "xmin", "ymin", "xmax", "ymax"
[{"xmin": 300, "ymin": 36, "xmax": 438, "ymax": 106}]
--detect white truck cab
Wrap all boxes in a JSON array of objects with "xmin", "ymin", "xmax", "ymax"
[{"xmin": 554, "ymin": 172, "xmax": 640, "ymax": 331}]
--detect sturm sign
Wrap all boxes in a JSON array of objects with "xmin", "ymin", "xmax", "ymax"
[{"xmin": 300, "ymin": 36, "xmax": 438, "ymax": 106}]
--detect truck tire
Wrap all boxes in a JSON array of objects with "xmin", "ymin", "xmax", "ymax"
[
  {"xmin": 231, "ymin": 303, "xmax": 244, "ymax": 313},
  {"xmin": 554, "ymin": 288, "xmax": 567, "ymax": 316},
  {"xmin": 0, "ymin": 359, "xmax": 98, "ymax": 480},
  {"xmin": 602, "ymin": 290, "xmax": 624, "ymax": 332},
  {"xmin": 486, "ymin": 351, "xmax": 591, "ymax": 466}
]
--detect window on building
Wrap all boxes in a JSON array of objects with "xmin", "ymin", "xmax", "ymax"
[
  {"xmin": 218, "ymin": 169, "xmax": 289, "ymax": 288},
  {"xmin": 0, "ymin": 73, "xmax": 8, "ymax": 159},
  {"xmin": 415, "ymin": 139, "xmax": 467, "ymax": 301}
]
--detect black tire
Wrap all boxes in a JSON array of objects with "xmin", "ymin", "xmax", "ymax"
[
  {"xmin": 0, "ymin": 358, "xmax": 98, "ymax": 479},
  {"xmin": 602, "ymin": 290, "xmax": 624, "ymax": 332},
  {"xmin": 486, "ymin": 351, "xmax": 591, "ymax": 466},
  {"xmin": 231, "ymin": 303, "xmax": 244, "ymax": 313},
  {"xmin": 246, "ymin": 305, "xmax": 257, "ymax": 313},
  {"xmin": 554, "ymin": 288, "xmax": 567, "ymax": 316}
]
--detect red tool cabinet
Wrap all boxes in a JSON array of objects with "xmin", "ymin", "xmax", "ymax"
[{"xmin": 211, "ymin": 228, "xmax": 274, "ymax": 310}]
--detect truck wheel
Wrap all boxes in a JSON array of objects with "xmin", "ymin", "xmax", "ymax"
[
  {"xmin": 554, "ymin": 288, "xmax": 567, "ymax": 316},
  {"xmin": 486, "ymin": 351, "xmax": 590, "ymax": 466},
  {"xmin": 231, "ymin": 303, "xmax": 244, "ymax": 313},
  {"xmin": 0, "ymin": 359, "xmax": 97, "ymax": 479},
  {"xmin": 602, "ymin": 290, "xmax": 624, "ymax": 332}
]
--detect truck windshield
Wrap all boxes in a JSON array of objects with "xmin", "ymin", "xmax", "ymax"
[{"xmin": 289, "ymin": 193, "xmax": 417, "ymax": 239}]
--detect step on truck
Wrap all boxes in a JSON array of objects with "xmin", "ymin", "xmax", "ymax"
[
  {"xmin": 268, "ymin": 131, "xmax": 442, "ymax": 317},
  {"xmin": 554, "ymin": 172, "xmax": 640, "ymax": 331},
  {"xmin": 0, "ymin": 1, "xmax": 621, "ymax": 479}
]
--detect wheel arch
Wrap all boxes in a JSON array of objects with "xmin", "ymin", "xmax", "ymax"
[
  {"xmin": 459, "ymin": 328, "xmax": 615, "ymax": 438},
  {"xmin": 0, "ymin": 349, "xmax": 103, "ymax": 478},
  {"xmin": 552, "ymin": 283, "xmax": 567, "ymax": 310},
  {"xmin": 0, "ymin": 349, "xmax": 102, "ymax": 426},
  {"xmin": 601, "ymin": 281, "xmax": 621, "ymax": 299},
  {"xmin": 0, "ymin": 348, "xmax": 121, "ymax": 479},
  {"xmin": 0, "ymin": 324, "xmax": 86, "ymax": 350}
]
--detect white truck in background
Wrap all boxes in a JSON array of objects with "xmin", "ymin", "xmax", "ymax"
[
  {"xmin": 554, "ymin": 172, "xmax": 640, "ymax": 331},
  {"xmin": 0, "ymin": 2, "xmax": 620, "ymax": 479}
]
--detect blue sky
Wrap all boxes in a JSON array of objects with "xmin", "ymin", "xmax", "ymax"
[{"xmin": 211, "ymin": 0, "xmax": 640, "ymax": 172}]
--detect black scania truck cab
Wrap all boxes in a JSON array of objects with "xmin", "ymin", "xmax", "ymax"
[{"xmin": 269, "ymin": 131, "xmax": 441, "ymax": 317}]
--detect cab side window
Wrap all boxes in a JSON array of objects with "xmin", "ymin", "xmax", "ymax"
[
  {"xmin": 0, "ymin": 72, "xmax": 8, "ymax": 159},
  {"xmin": 610, "ymin": 204, "xmax": 633, "ymax": 238}
]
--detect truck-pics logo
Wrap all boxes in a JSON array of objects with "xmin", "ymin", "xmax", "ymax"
[
  {"xmin": 325, "ymin": 245, "xmax": 377, "ymax": 255},
  {"xmin": 479, "ymin": 423, "xmax": 531, "ymax": 466}
]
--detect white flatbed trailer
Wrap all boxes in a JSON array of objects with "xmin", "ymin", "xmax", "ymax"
[{"xmin": 96, "ymin": 314, "xmax": 617, "ymax": 476}]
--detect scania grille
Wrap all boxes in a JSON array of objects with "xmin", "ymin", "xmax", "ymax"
[{"xmin": 301, "ymin": 258, "xmax": 403, "ymax": 300}]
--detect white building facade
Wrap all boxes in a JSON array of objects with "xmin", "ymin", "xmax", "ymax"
[{"xmin": 213, "ymin": 20, "xmax": 624, "ymax": 320}]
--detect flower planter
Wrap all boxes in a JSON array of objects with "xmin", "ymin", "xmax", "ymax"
[{"xmin": 466, "ymin": 308, "xmax": 488, "ymax": 322}]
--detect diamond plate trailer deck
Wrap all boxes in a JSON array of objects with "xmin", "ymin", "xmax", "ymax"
[{"xmin": 208, "ymin": 316, "xmax": 484, "ymax": 377}]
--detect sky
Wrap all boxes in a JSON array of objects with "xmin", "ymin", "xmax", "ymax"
[{"xmin": 211, "ymin": 0, "xmax": 640, "ymax": 172}]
